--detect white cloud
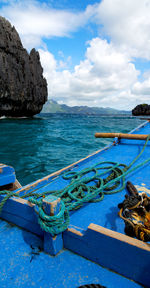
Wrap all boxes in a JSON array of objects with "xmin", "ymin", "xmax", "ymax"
[
  {"xmin": 130, "ymin": 70, "xmax": 150, "ymax": 105},
  {"xmin": 1, "ymin": 0, "xmax": 150, "ymax": 109},
  {"xmin": 132, "ymin": 77, "xmax": 150, "ymax": 97},
  {"xmin": 0, "ymin": 0, "xmax": 96, "ymax": 49},
  {"xmin": 95, "ymin": 0, "xmax": 150, "ymax": 59},
  {"xmin": 39, "ymin": 38, "xmax": 140, "ymax": 110},
  {"xmin": 2, "ymin": 0, "xmax": 150, "ymax": 59}
]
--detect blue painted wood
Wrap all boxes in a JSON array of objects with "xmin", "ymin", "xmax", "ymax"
[
  {"xmin": 1, "ymin": 122, "xmax": 150, "ymax": 238},
  {"xmin": 63, "ymin": 224, "xmax": 150, "ymax": 288},
  {"xmin": 44, "ymin": 232, "xmax": 63, "ymax": 255},
  {"xmin": 0, "ymin": 165, "xmax": 16, "ymax": 186},
  {"xmin": 0, "ymin": 219, "xmax": 143, "ymax": 288},
  {"xmin": 1, "ymin": 210, "xmax": 43, "ymax": 237},
  {"xmin": 0, "ymin": 194, "xmax": 63, "ymax": 253},
  {"xmin": 43, "ymin": 195, "xmax": 63, "ymax": 255},
  {"xmin": 0, "ymin": 195, "xmax": 39, "ymax": 223},
  {"xmin": 0, "ymin": 195, "xmax": 43, "ymax": 236},
  {"xmin": 15, "ymin": 141, "xmax": 114, "ymax": 198},
  {"xmin": 0, "ymin": 120, "xmax": 150, "ymax": 287}
]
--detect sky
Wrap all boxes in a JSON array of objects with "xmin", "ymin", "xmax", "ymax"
[{"xmin": 0, "ymin": 0, "xmax": 150, "ymax": 110}]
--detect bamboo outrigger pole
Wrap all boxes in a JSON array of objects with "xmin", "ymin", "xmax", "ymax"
[{"xmin": 95, "ymin": 133, "xmax": 149, "ymax": 140}]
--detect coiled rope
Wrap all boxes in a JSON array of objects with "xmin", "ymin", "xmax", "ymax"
[
  {"xmin": 118, "ymin": 181, "xmax": 150, "ymax": 242},
  {"xmin": 0, "ymin": 135, "xmax": 150, "ymax": 236}
]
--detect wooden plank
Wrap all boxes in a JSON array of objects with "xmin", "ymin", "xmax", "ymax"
[
  {"xmin": 14, "ymin": 142, "xmax": 114, "ymax": 196},
  {"xmin": 95, "ymin": 132, "xmax": 149, "ymax": 140},
  {"xmin": 63, "ymin": 223, "xmax": 150, "ymax": 287},
  {"xmin": 89, "ymin": 223, "xmax": 150, "ymax": 251},
  {"xmin": 0, "ymin": 179, "xmax": 22, "ymax": 192},
  {"xmin": 0, "ymin": 195, "xmax": 36, "ymax": 222},
  {"xmin": 0, "ymin": 195, "xmax": 43, "ymax": 236},
  {"xmin": 1, "ymin": 211, "xmax": 43, "ymax": 236},
  {"xmin": 1, "ymin": 190, "xmax": 150, "ymax": 287},
  {"xmin": 0, "ymin": 120, "xmax": 149, "ymax": 263},
  {"xmin": 12, "ymin": 179, "xmax": 22, "ymax": 190},
  {"xmin": 2, "ymin": 120, "xmax": 148, "ymax": 197},
  {"xmin": 43, "ymin": 195, "xmax": 63, "ymax": 255},
  {"xmin": 0, "ymin": 165, "xmax": 16, "ymax": 186},
  {"xmin": 0, "ymin": 194, "xmax": 64, "ymax": 254}
]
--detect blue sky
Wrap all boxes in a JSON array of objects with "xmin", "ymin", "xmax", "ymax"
[{"xmin": 0, "ymin": 0, "xmax": 150, "ymax": 110}]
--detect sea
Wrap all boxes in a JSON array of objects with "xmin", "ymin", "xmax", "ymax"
[{"xmin": 0, "ymin": 113, "xmax": 145, "ymax": 186}]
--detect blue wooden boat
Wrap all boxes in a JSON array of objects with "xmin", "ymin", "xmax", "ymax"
[{"xmin": 0, "ymin": 120, "xmax": 150, "ymax": 288}]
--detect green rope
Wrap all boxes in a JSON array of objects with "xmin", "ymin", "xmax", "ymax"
[{"xmin": 0, "ymin": 135, "xmax": 150, "ymax": 236}]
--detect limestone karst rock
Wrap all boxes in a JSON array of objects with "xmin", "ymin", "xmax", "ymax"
[
  {"xmin": 132, "ymin": 104, "xmax": 150, "ymax": 116},
  {"xmin": 0, "ymin": 16, "xmax": 47, "ymax": 117}
]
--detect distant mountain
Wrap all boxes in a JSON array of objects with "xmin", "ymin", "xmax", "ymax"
[{"xmin": 41, "ymin": 99, "xmax": 130, "ymax": 115}]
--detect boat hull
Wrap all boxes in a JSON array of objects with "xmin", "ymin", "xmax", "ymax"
[{"xmin": 0, "ymin": 120, "xmax": 150, "ymax": 287}]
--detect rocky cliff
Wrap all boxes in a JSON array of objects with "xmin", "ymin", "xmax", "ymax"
[
  {"xmin": 0, "ymin": 16, "xmax": 47, "ymax": 117},
  {"xmin": 132, "ymin": 104, "xmax": 150, "ymax": 116}
]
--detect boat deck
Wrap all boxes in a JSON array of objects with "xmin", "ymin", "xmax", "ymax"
[
  {"xmin": 0, "ymin": 121, "xmax": 150, "ymax": 287},
  {"xmin": 70, "ymin": 122, "xmax": 150, "ymax": 233},
  {"xmin": 18, "ymin": 120, "xmax": 150, "ymax": 234},
  {"xmin": 0, "ymin": 219, "xmax": 142, "ymax": 288}
]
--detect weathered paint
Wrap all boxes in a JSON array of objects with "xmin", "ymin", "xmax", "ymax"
[
  {"xmin": 0, "ymin": 219, "xmax": 143, "ymax": 288},
  {"xmin": 0, "ymin": 120, "xmax": 150, "ymax": 287},
  {"xmin": 14, "ymin": 141, "xmax": 115, "ymax": 197},
  {"xmin": 64, "ymin": 223, "xmax": 150, "ymax": 287},
  {"xmin": 0, "ymin": 195, "xmax": 43, "ymax": 236},
  {"xmin": 0, "ymin": 165, "xmax": 16, "ymax": 186},
  {"xmin": 135, "ymin": 184, "xmax": 150, "ymax": 195},
  {"xmin": 43, "ymin": 195, "xmax": 63, "ymax": 255}
]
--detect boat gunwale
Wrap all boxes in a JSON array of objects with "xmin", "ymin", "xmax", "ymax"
[
  {"xmin": 12, "ymin": 120, "xmax": 149, "ymax": 196},
  {"xmin": 1, "ymin": 120, "xmax": 150, "ymax": 287}
]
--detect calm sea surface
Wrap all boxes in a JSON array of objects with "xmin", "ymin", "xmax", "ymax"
[{"xmin": 0, "ymin": 113, "xmax": 144, "ymax": 186}]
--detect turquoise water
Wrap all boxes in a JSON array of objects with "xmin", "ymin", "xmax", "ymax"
[{"xmin": 0, "ymin": 113, "xmax": 144, "ymax": 186}]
